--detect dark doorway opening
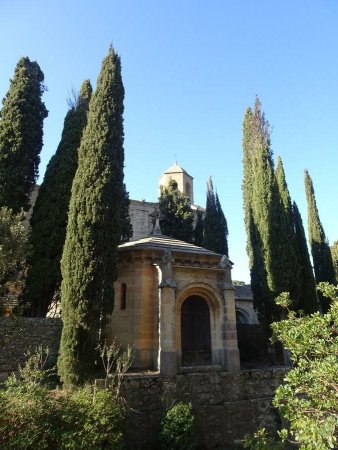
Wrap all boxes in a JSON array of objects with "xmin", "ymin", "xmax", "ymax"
[{"xmin": 181, "ymin": 295, "xmax": 211, "ymax": 366}]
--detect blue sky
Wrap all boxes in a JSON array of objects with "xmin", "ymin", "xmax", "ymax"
[{"xmin": 1, "ymin": 1, "xmax": 338, "ymax": 282}]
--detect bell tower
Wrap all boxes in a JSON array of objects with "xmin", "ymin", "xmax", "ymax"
[{"xmin": 158, "ymin": 162, "xmax": 194, "ymax": 204}]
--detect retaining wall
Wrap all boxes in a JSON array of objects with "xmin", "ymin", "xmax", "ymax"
[
  {"xmin": 121, "ymin": 368, "xmax": 287, "ymax": 449},
  {"xmin": 0, "ymin": 317, "xmax": 62, "ymax": 379}
]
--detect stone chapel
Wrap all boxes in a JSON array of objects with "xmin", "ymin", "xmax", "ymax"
[{"xmin": 107, "ymin": 163, "xmax": 241, "ymax": 375}]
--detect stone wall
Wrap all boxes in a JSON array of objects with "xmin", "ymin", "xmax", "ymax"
[
  {"xmin": 0, "ymin": 316, "xmax": 286, "ymax": 448},
  {"xmin": 0, "ymin": 317, "xmax": 62, "ymax": 379},
  {"xmin": 121, "ymin": 368, "xmax": 287, "ymax": 449}
]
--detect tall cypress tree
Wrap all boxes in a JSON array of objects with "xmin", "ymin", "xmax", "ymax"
[
  {"xmin": 193, "ymin": 209, "xmax": 204, "ymax": 247},
  {"xmin": 202, "ymin": 177, "xmax": 229, "ymax": 255},
  {"xmin": 304, "ymin": 170, "xmax": 336, "ymax": 312},
  {"xmin": 0, "ymin": 57, "xmax": 48, "ymax": 212},
  {"xmin": 292, "ymin": 201, "xmax": 318, "ymax": 313},
  {"xmin": 271, "ymin": 157, "xmax": 298, "ymax": 298},
  {"xmin": 215, "ymin": 192, "xmax": 228, "ymax": 256},
  {"xmin": 24, "ymin": 80, "xmax": 92, "ymax": 317},
  {"xmin": 57, "ymin": 47, "xmax": 125, "ymax": 386},
  {"xmin": 158, "ymin": 178, "xmax": 194, "ymax": 242},
  {"xmin": 120, "ymin": 182, "xmax": 132, "ymax": 244},
  {"xmin": 331, "ymin": 240, "xmax": 338, "ymax": 281},
  {"xmin": 242, "ymin": 98, "xmax": 278, "ymax": 330}
]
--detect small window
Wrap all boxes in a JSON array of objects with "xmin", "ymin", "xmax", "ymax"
[
  {"xmin": 171, "ymin": 180, "xmax": 178, "ymax": 190},
  {"xmin": 120, "ymin": 283, "xmax": 127, "ymax": 310}
]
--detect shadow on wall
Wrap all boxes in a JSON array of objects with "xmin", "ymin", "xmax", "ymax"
[{"xmin": 236, "ymin": 324, "xmax": 284, "ymax": 369}]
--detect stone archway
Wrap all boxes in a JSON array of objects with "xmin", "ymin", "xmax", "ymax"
[{"xmin": 181, "ymin": 295, "xmax": 211, "ymax": 366}]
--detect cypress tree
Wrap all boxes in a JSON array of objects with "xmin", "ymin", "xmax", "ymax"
[
  {"xmin": 242, "ymin": 98, "xmax": 278, "ymax": 330},
  {"xmin": 291, "ymin": 201, "xmax": 318, "ymax": 313},
  {"xmin": 331, "ymin": 240, "xmax": 338, "ymax": 281},
  {"xmin": 0, "ymin": 57, "xmax": 48, "ymax": 212},
  {"xmin": 215, "ymin": 192, "xmax": 229, "ymax": 256},
  {"xmin": 202, "ymin": 177, "xmax": 229, "ymax": 255},
  {"xmin": 57, "ymin": 47, "xmax": 125, "ymax": 386},
  {"xmin": 304, "ymin": 170, "xmax": 336, "ymax": 312},
  {"xmin": 202, "ymin": 177, "xmax": 218, "ymax": 251},
  {"xmin": 24, "ymin": 80, "xmax": 92, "ymax": 317},
  {"xmin": 271, "ymin": 157, "xmax": 298, "ymax": 298},
  {"xmin": 193, "ymin": 209, "xmax": 204, "ymax": 247},
  {"xmin": 158, "ymin": 178, "xmax": 194, "ymax": 242},
  {"xmin": 120, "ymin": 183, "xmax": 132, "ymax": 244}
]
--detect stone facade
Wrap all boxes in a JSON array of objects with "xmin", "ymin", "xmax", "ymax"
[
  {"xmin": 234, "ymin": 284, "xmax": 259, "ymax": 325},
  {"xmin": 108, "ymin": 235, "xmax": 240, "ymax": 375},
  {"xmin": 129, "ymin": 199, "xmax": 157, "ymax": 241},
  {"xmin": 120, "ymin": 368, "xmax": 287, "ymax": 449}
]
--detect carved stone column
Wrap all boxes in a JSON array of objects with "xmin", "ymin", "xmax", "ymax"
[
  {"xmin": 220, "ymin": 255, "xmax": 240, "ymax": 371},
  {"xmin": 158, "ymin": 250, "xmax": 177, "ymax": 375}
]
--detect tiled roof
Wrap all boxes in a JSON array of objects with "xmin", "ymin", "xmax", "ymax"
[
  {"xmin": 119, "ymin": 234, "xmax": 221, "ymax": 257},
  {"xmin": 163, "ymin": 163, "xmax": 192, "ymax": 178},
  {"xmin": 234, "ymin": 284, "xmax": 253, "ymax": 300}
]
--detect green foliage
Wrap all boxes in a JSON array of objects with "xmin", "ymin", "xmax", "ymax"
[
  {"xmin": 120, "ymin": 183, "xmax": 132, "ymax": 244},
  {"xmin": 243, "ymin": 428, "xmax": 288, "ymax": 450},
  {"xmin": 0, "ymin": 348, "xmax": 124, "ymax": 449},
  {"xmin": 193, "ymin": 208, "xmax": 204, "ymax": 246},
  {"xmin": 159, "ymin": 402, "xmax": 197, "ymax": 450},
  {"xmin": 58, "ymin": 47, "xmax": 126, "ymax": 387},
  {"xmin": 98, "ymin": 340, "xmax": 134, "ymax": 393},
  {"xmin": 271, "ymin": 158, "xmax": 298, "ymax": 297},
  {"xmin": 305, "ymin": 171, "xmax": 336, "ymax": 312},
  {"xmin": 291, "ymin": 202, "xmax": 318, "ymax": 313},
  {"xmin": 331, "ymin": 240, "xmax": 338, "ymax": 281},
  {"xmin": 242, "ymin": 98, "xmax": 277, "ymax": 331},
  {"xmin": 0, "ymin": 207, "xmax": 30, "ymax": 283},
  {"xmin": 269, "ymin": 283, "xmax": 338, "ymax": 449},
  {"xmin": 242, "ymin": 99, "xmax": 318, "ymax": 334},
  {"xmin": 0, "ymin": 57, "xmax": 48, "ymax": 212},
  {"xmin": 159, "ymin": 178, "xmax": 194, "ymax": 242},
  {"xmin": 202, "ymin": 177, "xmax": 228, "ymax": 255},
  {"xmin": 58, "ymin": 386, "xmax": 124, "ymax": 450},
  {"xmin": 18, "ymin": 345, "xmax": 55, "ymax": 386},
  {"xmin": 24, "ymin": 80, "xmax": 92, "ymax": 317}
]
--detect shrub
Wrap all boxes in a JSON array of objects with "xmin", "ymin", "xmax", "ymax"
[
  {"xmin": 58, "ymin": 385, "xmax": 124, "ymax": 449},
  {"xmin": 0, "ymin": 378, "xmax": 57, "ymax": 449},
  {"xmin": 0, "ymin": 348, "xmax": 125, "ymax": 449},
  {"xmin": 159, "ymin": 402, "xmax": 196, "ymax": 450}
]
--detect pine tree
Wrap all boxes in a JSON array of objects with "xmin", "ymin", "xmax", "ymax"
[
  {"xmin": 24, "ymin": 80, "xmax": 92, "ymax": 317},
  {"xmin": 304, "ymin": 170, "xmax": 336, "ymax": 312},
  {"xmin": 158, "ymin": 178, "xmax": 194, "ymax": 242},
  {"xmin": 0, "ymin": 57, "xmax": 48, "ymax": 212},
  {"xmin": 202, "ymin": 177, "xmax": 229, "ymax": 255},
  {"xmin": 291, "ymin": 202, "xmax": 318, "ymax": 313},
  {"xmin": 57, "ymin": 47, "xmax": 125, "ymax": 386}
]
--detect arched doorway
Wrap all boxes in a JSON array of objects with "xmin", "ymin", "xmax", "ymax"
[{"xmin": 181, "ymin": 295, "xmax": 211, "ymax": 366}]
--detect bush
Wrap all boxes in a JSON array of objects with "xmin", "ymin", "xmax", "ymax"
[
  {"xmin": 58, "ymin": 385, "xmax": 124, "ymax": 449},
  {"xmin": 0, "ymin": 348, "xmax": 125, "ymax": 449},
  {"xmin": 159, "ymin": 402, "xmax": 196, "ymax": 450},
  {"xmin": 0, "ymin": 378, "xmax": 57, "ymax": 449}
]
